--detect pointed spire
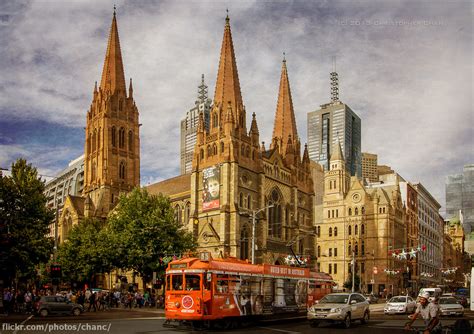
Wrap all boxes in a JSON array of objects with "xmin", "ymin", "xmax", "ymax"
[
  {"xmin": 271, "ymin": 55, "xmax": 298, "ymax": 154},
  {"xmin": 94, "ymin": 81, "xmax": 98, "ymax": 94},
  {"xmin": 213, "ymin": 14, "xmax": 244, "ymax": 125},
  {"xmin": 128, "ymin": 78, "xmax": 133, "ymax": 98},
  {"xmin": 249, "ymin": 112, "xmax": 259, "ymax": 134},
  {"xmin": 330, "ymin": 136, "xmax": 345, "ymax": 162},
  {"xmin": 285, "ymin": 135, "xmax": 294, "ymax": 155},
  {"xmin": 302, "ymin": 143, "xmax": 310, "ymax": 164},
  {"xmin": 99, "ymin": 9, "xmax": 126, "ymax": 95}
]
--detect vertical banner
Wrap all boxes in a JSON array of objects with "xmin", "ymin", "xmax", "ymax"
[{"xmin": 202, "ymin": 166, "xmax": 220, "ymax": 211}]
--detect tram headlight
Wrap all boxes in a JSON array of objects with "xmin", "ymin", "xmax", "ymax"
[{"xmin": 175, "ymin": 302, "xmax": 180, "ymax": 308}]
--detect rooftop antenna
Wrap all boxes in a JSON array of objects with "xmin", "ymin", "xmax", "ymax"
[{"xmin": 330, "ymin": 56, "xmax": 339, "ymax": 102}]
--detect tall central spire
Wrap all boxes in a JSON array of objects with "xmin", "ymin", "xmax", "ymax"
[
  {"xmin": 271, "ymin": 56, "xmax": 298, "ymax": 154},
  {"xmin": 99, "ymin": 10, "xmax": 126, "ymax": 95},
  {"xmin": 213, "ymin": 14, "xmax": 244, "ymax": 121}
]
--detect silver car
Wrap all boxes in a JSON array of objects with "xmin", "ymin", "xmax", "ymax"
[
  {"xmin": 307, "ymin": 292, "xmax": 370, "ymax": 328},
  {"xmin": 384, "ymin": 295, "xmax": 416, "ymax": 314},
  {"xmin": 439, "ymin": 297, "xmax": 464, "ymax": 317}
]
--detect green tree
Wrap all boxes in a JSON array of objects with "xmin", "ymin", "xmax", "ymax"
[
  {"xmin": 343, "ymin": 274, "xmax": 361, "ymax": 291},
  {"xmin": 0, "ymin": 159, "xmax": 54, "ymax": 285},
  {"xmin": 106, "ymin": 188, "xmax": 196, "ymax": 287},
  {"xmin": 56, "ymin": 218, "xmax": 113, "ymax": 287}
]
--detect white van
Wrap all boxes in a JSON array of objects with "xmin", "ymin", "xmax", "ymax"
[{"xmin": 418, "ymin": 288, "xmax": 442, "ymax": 301}]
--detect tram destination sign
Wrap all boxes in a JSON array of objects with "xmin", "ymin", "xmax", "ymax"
[{"xmin": 170, "ymin": 263, "xmax": 187, "ymax": 269}]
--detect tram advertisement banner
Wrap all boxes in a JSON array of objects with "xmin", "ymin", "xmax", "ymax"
[{"xmin": 203, "ymin": 166, "xmax": 220, "ymax": 211}]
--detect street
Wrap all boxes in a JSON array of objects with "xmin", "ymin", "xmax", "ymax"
[{"xmin": 1, "ymin": 305, "xmax": 473, "ymax": 334}]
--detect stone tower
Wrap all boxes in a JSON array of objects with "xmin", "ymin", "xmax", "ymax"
[{"xmin": 83, "ymin": 10, "xmax": 140, "ymax": 218}]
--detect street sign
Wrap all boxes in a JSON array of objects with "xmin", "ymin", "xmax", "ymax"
[
  {"xmin": 373, "ymin": 266, "xmax": 378, "ymax": 274},
  {"xmin": 370, "ymin": 279, "xmax": 375, "ymax": 284}
]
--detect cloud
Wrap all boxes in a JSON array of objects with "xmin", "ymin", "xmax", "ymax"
[{"xmin": 0, "ymin": 0, "xmax": 472, "ymax": 215}]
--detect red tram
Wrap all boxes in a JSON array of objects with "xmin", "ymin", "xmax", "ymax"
[{"xmin": 164, "ymin": 253, "xmax": 332, "ymax": 325}]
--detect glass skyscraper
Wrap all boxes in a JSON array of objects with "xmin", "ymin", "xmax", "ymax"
[
  {"xmin": 446, "ymin": 164, "xmax": 474, "ymax": 233},
  {"xmin": 307, "ymin": 101, "xmax": 362, "ymax": 177}
]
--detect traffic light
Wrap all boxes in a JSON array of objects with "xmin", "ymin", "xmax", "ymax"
[{"xmin": 50, "ymin": 264, "xmax": 61, "ymax": 278}]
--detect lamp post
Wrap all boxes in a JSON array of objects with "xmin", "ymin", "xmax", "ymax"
[{"xmin": 241, "ymin": 204, "xmax": 274, "ymax": 264}]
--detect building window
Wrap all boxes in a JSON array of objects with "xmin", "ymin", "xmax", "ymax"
[
  {"xmin": 361, "ymin": 241, "xmax": 365, "ymax": 255},
  {"xmin": 361, "ymin": 224, "xmax": 365, "ymax": 234},
  {"xmin": 355, "ymin": 242, "xmax": 359, "ymax": 256},
  {"xmin": 241, "ymin": 144, "xmax": 245, "ymax": 156},
  {"xmin": 239, "ymin": 193, "xmax": 244, "ymax": 208},
  {"xmin": 348, "ymin": 225, "xmax": 352, "ymax": 235},
  {"xmin": 336, "ymin": 209, "xmax": 339, "ymax": 218},
  {"xmin": 355, "ymin": 207, "xmax": 359, "ymax": 215},
  {"xmin": 361, "ymin": 262, "xmax": 365, "ymax": 274},
  {"xmin": 349, "ymin": 208, "xmax": 352, "ymax": 216},
  {"xmin": 327, "ymin": 210, "xmax": 330, "ymax": 219},
  {"xmin": 247, "ymin": 195, "xmax": 251, "ymax": 209},
  {"xmin": 334, "ymin": 248, "xmax": 338, "ymax": 256},
  {"xmin": 185, "ymin": 202, "xmax": 191, "ymax": 224},
  {"xmin": 317, "ymin": 246, "xmax": 321, "ymax": 257},
  {"xmin": 207, "ymin": 145, "xmax": 211, "ymax": 157},
  {"xmin": 128, "ymin": 131, "xmax": 133, "ymax": 152},
  {"xmin": 317, "ymin": 226, "xmax": 321, "ymax": 237},
  {"xmin": 220, "ymin": 141, "xmax": 224, "ymax": 153},
  {"xmin": 348, "ymin": 242, "xmax": 352, "ymax": 255},
  {"xmin": 119, "ymin": 127, "xmax": 125, "ymax": 148},
  {"xmin": 329, "ymin": 248, "xmax": 332, "ymax": 257},
  {"xmin": 329, "ymin": 263, "xmax": 332, "ymax": 274},
  {"xmin": 268, "ymin": 189, "xmax": 282, "ymax": 238},
  {"xmin": 355, "ymin": 225, "xmax": 358, "ymax": 235},
  {"xmin": 334, "ymin": 263, "xmax": 337, "ymax": 274},
  {"xmin": 119, "ymin": 161, "xmax": 126, "ymax": 179},
  {"xmin": 329, "ymin": 227, "xmax": 333, "ymax": 237},
  {"xmin": 111, "ymin": 126, "xmax": 117, "ymax": 147},
  {"xmin": 174, "ymin": 205, "xmax": 182, "ymax": 224},
  {"xmin": 361, "ymin": 206, "xmax": 365, "ymax": 214},
  {"xmin": 348, "ymin": 263, "xmax": 352, "ymax": 273},
  {"xmin": 334, "ymin": 227, "xmax": 338, "ymax": 236},
  {"xmin": 213, "ymin": 143, "xmax": 217, "ymax": 155}
]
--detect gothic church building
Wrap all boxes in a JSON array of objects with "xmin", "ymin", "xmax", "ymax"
[{"xmin": 147, "ymin": 15, "xmax": 315, "ymax": 265}]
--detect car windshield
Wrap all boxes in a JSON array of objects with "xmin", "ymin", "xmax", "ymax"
[
  {"xmin": 439, "ymin": 298, "xmax": 458, "ymax": 305},
  {"xmin": 389, "ymin": 297, "xmax": 406, "ymax": 303},
  {"xmin": 319, "ymin": 294, "xmax": 349, "ymax": 304}
]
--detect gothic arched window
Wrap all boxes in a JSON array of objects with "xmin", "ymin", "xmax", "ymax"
[
  {"xmin": 220, "ymin": 141, "xmax": 224, "ymax": 153},
  {"xmin": 207, "ymin": 145, "xmax": 211, "ymax": 157},
  {"xmin": 355, "ymin": 224, "xmax": 358, "ymax": 235},
  {"xmin": 240, "ymin": 228, "xmax": 249, "ymax": 261},
  {"xmin": 119, "ymin": 161, "xmax": 126, "ymax": 179},
  {"xmin": 329, "ymin": 227, "xmax": 333, "ymax": 237},
  {"xmin": 355, "ymin": 207, "xmax": 359, "ymax": 215},
  {"xmin": 111, "ymin": 126, "xmax": 116, "ymax": 147},
  {"xmin": 334, "ymin": 227, "xmax": 338, "ymax": 236},
  {"xmin": 119, "ymin": 127, "xmax": 125, "ymax": 148},
  {"xmin": 361, "ymin": 224, "xmax": 365, "ymax": 235},
  {"xmin": 361, "ymin": 241, "xmax": 365, "ymax": 255},
  {"xmin": 213, "ymin": 143, "xmax": 217, "ymax": 155},
  {"xmin": 348, "ymin": 225, "xmax": 352, "ymax": 235},
  {"xmin": 174, "ymin": 205, "xmax": 182, "ymax": 224},
  {"xmin": 185, "ymin": 202, "xmax": 191, "ymax": 224},
  {"xmin": 268, "ymin": 189, "xmax": 282, "ymax": 238},
  {"xmin": 247, "ymin": 195, "xmax": 251, "ymax": 209},
  {"xmin": 239, "ymin": 193, "xmax": 244, "ymax": 208},
  {"xmin": 128, "ymin": 131, "xmax": 133, "ymax": 152},
  {"xmin": 349, "ymin": 208, "xmax": 352, "ymax": 216}
]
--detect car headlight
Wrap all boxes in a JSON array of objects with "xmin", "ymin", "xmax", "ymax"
[
  {"xmin": 309, "ymin": 307, "xmax": 315, "ymax": 312},
  {"xmin": 330, "ymin": 308, "xmax": 342, "ymax": 313}
]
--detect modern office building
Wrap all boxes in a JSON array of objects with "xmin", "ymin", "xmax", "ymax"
[
  {"xmin": 44, "ymin": 155, "xmax": 84, "ymax": 238},
  {"xmin": 307, "ymin": 78, "xmax": 362, "ymax": 177},
  {"xmin": 180, "ymin": 75, "xmax": 212, "ymax": 174},
  {"xmin": 446, "ymin": 164, "xmax": 474, "ymax": 234},
  {"xmin": 362, "ymin": 152, "xmax": 378, "ymax": 182}
]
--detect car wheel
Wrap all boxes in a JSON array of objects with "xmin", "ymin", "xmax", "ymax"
[
  {"xmin": 361, "ymin": 311, "xmax": 369, "ymax": 324},
  {"xmin": 342, "ymin": 314, "xmax": 351, "ymax": 329},
  {"xmin": 310, "ymin": 321, "xmax": 319, "ymax": 328},
  {"xmin": 72, "ymin": 308, "xmax": 81, "ymax": 316},
  {"xmin": 39, "ymin": 309, "xmax": 48, "ymax": 317}
]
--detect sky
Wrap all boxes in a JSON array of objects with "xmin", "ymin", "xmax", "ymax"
[{"xmin": 0, "ymin": 0, "xmax": 472, "ymax": 215}]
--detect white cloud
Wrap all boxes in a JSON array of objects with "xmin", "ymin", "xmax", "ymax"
[{"xmin": 0, "ymin": 0, "xmax": 472, "ymax": 214}]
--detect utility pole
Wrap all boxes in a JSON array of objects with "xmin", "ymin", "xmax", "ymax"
[
  {"xmin": 242, "ymin": 204, "xmax": 273, "ymax": 264},
  {"xmin": 352, "ymin": 251, "xmax": 356, "ymax": 293}
]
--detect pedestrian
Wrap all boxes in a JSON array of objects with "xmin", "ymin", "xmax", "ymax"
[
  {"xmin": 3, "ymin": 288, "xmax": 12, "ymax": 315},
  {"xmin": 87, "ymin": 292, "xmax": 97, "ymax": 312}
]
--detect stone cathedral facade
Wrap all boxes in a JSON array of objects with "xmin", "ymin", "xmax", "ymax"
[
  {"xmin": 148, "ymin": 16, "xmax": 315, "ymax": 265},
  {"xmin": 58, "ymin": 11, "xmax": 140, "ymax": 242}
]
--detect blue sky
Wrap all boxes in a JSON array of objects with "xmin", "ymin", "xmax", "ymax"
[{"xmin": 0, "ymin": 0, "xmax": 472, "ymax": 214}]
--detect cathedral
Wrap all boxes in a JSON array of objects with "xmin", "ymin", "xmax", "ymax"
[
  {"xmin": 58, "ymin": 10, "xmax": 140, "ymax": 242},
  {"xmin": 147, "ymin": 15, "xmax": 315, "ymax": 265}
]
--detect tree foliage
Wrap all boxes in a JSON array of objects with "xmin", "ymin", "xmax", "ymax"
[
  {"xmin": 106, "ymin": 188, "xmax": 196, "ymax": 283},
  {"xmin": 56, "ymin": 218, "xmax": 113, "ymax": 286},
  {"xmin": 343, "ymin": 274, "xmax": 361, "ymax": 291},
  {"xmin": 0, "ymin": 159, "xmax": 54, "ymax": 283}
]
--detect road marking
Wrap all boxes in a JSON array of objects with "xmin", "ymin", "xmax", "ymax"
[
  {"xmin": 13, "ymin": 315, "xmax": 33, "ymax": 334},
  {"xmin": 256, "ymin": 327, "xmax": 301, "ymax": 334}
]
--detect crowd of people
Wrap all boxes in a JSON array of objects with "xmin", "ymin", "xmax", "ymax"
[{"xmin": 2, "ymin": 287, "xmax": 165, "ymax": 315}]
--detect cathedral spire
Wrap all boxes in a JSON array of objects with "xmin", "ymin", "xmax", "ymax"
[
  {"xmin": 271, "ymin": 55, "xmax": 298, "ymax": 154},
  {"xmin": 213, "ymin": 14, "xmax": 244, "ymax": 126},
  {"xmin": 330, "ymin": 136, "xmax": 345, "ymax": 162},
  {"xmin": 99, "ymin": 9, "xmax": 126, "ymax": 95}
]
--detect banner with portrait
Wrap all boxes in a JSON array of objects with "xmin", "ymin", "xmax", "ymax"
[{"xmin": 202, "ymin": 166, "xmax": 220, "ymax": 211}]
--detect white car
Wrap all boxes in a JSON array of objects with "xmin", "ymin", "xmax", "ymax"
[
  {"xmin": 384, "ymin": 296, "xmax": 416, "ymax": 314},
  {"xmin": 439, "ymin": 297, "xmax": 464, "ymax": 317},
  {"xmin": 307, "ymin": 293, "xmax": 370, "ymax": 329}
]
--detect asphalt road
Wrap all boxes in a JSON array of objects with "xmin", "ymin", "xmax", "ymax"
[{"xmin": 1, "ymin": 306, "xmax": 473, "ymax": 334}]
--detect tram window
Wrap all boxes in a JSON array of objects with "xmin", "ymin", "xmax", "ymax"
[
  {"xmin": 185, "ymin": 275, "xmax": 201, "ymax": 291},
  {"xmin": 166, "ymin": 275, "xmax": 171, "ymax": 291},
  {"xmin": 216, "ymin": 274, "xmax": 229, "ymax": 293},
  {"xmin": 172, "ymin": 274, "xmax": 183, "ymax": 290}
]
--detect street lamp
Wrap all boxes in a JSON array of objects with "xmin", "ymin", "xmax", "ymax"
[{"xmin": 241, "ymin": 204, "xmax": 274, "ymax": 264}]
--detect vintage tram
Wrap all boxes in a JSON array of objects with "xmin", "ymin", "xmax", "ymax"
[{"xmin": 164, "ymin": 252, "xmax": 332, "ymax": 326}]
